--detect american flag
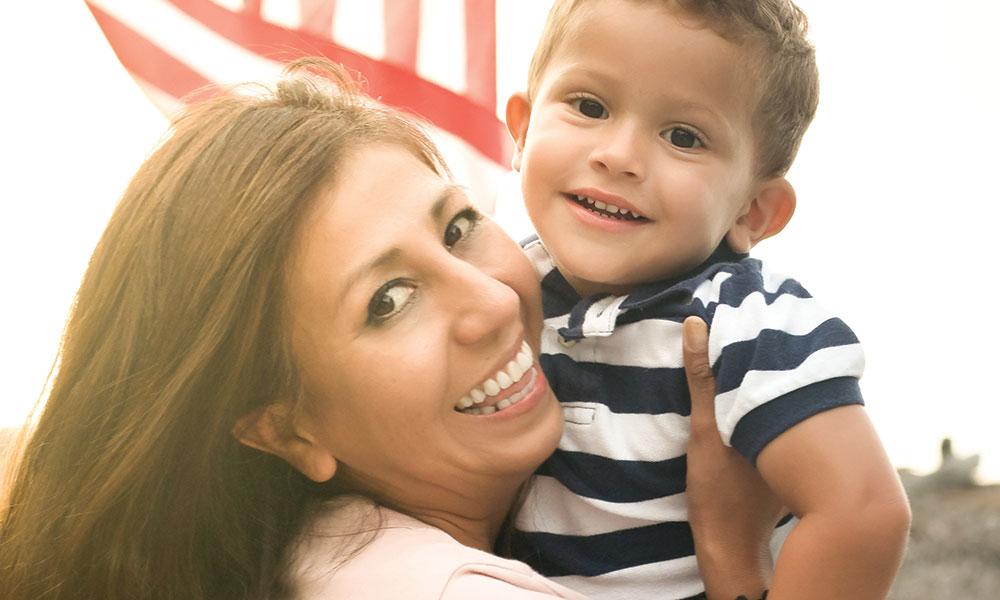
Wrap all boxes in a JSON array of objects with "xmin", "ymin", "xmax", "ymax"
[{"xmin": 84, "ymin": 0, "xmax": 513, "ymax": 210}]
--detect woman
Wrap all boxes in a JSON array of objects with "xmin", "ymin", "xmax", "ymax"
[{"xmin": 0, "ymin": 60, "xmax": 778, "ymax": 599}]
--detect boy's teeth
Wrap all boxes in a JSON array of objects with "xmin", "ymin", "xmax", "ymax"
[
  {"xmin": 455, "ymin": 341, "xmax": 537, "ymax": 413},
  {"xmin": 574, "ymin": 194, "xmax": 634, "ymax": 218}
]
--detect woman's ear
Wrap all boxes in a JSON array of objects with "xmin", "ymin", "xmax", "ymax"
[
  {"xmin": 233, "ymin": 403, "xmax": 337, "ymax": 483},
  {"xmin": 726, "ymin": 177, "xmax": 797, "ymax": 253},
  {"xmin": 505, "ymin": 92, "xmax": 532, "ymax": 172}
]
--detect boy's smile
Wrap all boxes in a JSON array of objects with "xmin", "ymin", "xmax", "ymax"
[{"xmin": 508, "ymin": 0, "xmax": 766, "ymax": 297}]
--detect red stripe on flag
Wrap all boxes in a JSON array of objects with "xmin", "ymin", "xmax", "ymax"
[
  {"xmin": 465, "ymin": 0, "xmax": 496, "ymax": 112},
  {"xmin": 86, "ymin": 2, "xmax": 214, "ymax": 103},
  {"xmin": 164, "ymin": 0, "xmax": 510, "ymax": 165},
  {"xmin": 299, "ymin": 0, "xmax": 336, "ymax": 38},
  {"xmin": 384, "ymin": 0, "xmax": 420, "ymax": 71}
]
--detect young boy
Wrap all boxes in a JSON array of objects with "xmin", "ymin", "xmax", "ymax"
[{"xmin": 504, "ymin": 1, "xmax": 910, "ymax": 598}]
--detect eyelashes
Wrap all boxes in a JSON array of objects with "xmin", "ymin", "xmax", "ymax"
[
  {"xmin": 365, "ymin": 207, "xmax": 483, "ymax": 326},
  {"xmin": 366, "ymin": 279, "xmax": 416, "ymax": 323},
  {"xmin": 570, "ymin": 95, "xmax": 608, "ymax": 120},
  {"xmin": 662, "ymin": 126, "xmax": 704, "ymax": 149}
]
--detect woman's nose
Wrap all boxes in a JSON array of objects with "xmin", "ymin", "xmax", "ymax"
[
  {"xmin": 589, "ymin": 122, "xmax": 646, "ymax": 180},
  {"xmin": 447, "ymin": 261, "xmax": 521, "ymax": 347}
]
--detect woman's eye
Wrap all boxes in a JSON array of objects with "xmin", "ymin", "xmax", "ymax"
[
  {"xmin": 572, "ymin": 98, "xmax": 608, "ymax": 119},
  {"xmin": 444, "ymin": 210, "xmax": 480, "ymax": 248},
  {"xmin": 665, "ymin": 127, "xmax": 702, "ymax": 149},
  {"xmin": 367, "ymin": 282, "xmax": 415, "ymax": 322}
]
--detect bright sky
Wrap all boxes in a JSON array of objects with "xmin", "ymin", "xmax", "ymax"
[{"xmin": 2, "ymin": 1, "xmax": 999, "ymax": 482}]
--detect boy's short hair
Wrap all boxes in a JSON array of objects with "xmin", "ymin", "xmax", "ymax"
[{"xmin": 526, "ymin": 0, "xmax": 820, "ymax": 179}]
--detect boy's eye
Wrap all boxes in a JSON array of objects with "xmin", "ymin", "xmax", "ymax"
[
  {"xmin": 444, "ymin": 210, "xmax": 480, "ymax": 248},
  {"xmin": 572, "ymin": 98, "xmax": 608, "ymax": 119},
  {"xmin": 665, "ymin": 127, "xmax": 702, "ymax": 149},
  {"xmin": 368, "ymin": 281, "xmax": 416, "ymax": 322}
]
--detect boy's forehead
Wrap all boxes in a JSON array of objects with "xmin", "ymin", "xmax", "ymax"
[
  {"xmin": 548, "ymin": 2, "xmax": 761, "ymax": 109},
  {"xmin": 544, "ymin": 1, "xmax": 759, "ymax": 81}
]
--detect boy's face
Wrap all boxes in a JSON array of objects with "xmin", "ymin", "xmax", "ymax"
[{"xmin": 510, "ymin": 0, "xmax": 763, "ymax": 296}]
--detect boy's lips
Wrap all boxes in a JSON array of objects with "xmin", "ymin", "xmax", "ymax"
[{"xmin": 564, "ymin": 188, "xmax": 650, "ymax": 221}]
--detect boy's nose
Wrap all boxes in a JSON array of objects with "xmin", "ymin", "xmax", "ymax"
[
  {"xmin": 448, "ymin": 261, "xmax": 521, "ymax": 347},
  {"xmin": 589, "ymin": 123, "xmax": 646, "ymax": 180}
]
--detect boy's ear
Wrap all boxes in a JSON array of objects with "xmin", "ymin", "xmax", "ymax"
[
  {"xmin": 233, "ymin": 403, "xmax": 337, "ymax": 483},
  {"xmin": 726, "ymin": 177, "xmax": 796, "ymax": 253},
  {"xmin": 505, "ymin": 92, "xmax": 532, "ymax": 172}
]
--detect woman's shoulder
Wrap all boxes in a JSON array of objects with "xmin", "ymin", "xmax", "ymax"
[{"xmin": 284, "ymin": 496, "xmax": 586, "ymax": 600}]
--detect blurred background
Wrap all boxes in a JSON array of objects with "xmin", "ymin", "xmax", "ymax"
[{"xmin": 1, "ymin": 0, "xmax": 998, "ymax": 595}]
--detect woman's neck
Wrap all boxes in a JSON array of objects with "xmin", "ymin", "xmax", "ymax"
[{"xmin": 353, "ymin": 471, "xmax": 524, "ymax": 552}]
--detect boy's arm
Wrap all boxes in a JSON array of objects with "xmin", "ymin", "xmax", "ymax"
[{"xmin": 756, "ymin": 405, "xmax": 911, "ymax": 599}]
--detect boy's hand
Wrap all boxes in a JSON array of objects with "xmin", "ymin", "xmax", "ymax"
[{"xmin": 682, "ymin": 316, "xmax": 781, "ymax": 600}]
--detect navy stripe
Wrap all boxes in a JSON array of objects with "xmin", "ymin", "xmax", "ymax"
[
  {"xmin": 715, "ymin": 268, "xmax": 811, "ymax": 307},
  {"xmin": 512, "ymin": 521, "xmax": 695, "ymax": 577},
  {"xmin": 541, "ymin": 354, "xmax": 691, "ymax": 415},
  {"xmin": 714, "ymin": 319, "xmax": 860, "ymax": 394},
  {"xmin": 536, "ymin": 449, "xmax": 687, "ymax": 503},
  {"xmin": 732, "ymin": 376, "xmax": 865, "ymax": 463},
  {"xmin": 539, "ymin": 269, "xmax": 582, "ymax": 318}
]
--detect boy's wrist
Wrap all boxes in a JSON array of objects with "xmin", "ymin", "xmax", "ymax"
[{"xmin": 694, "ymin": 536, "xmax": 772, "ymax": 600}]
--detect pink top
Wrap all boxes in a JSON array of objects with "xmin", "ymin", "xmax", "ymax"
[{"xmin": 285, "ymin": 497, "xmax": 588, "ymax": 600}]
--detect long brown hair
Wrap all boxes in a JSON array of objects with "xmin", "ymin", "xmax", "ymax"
[{"xmin": 0, "ymin": 59, "xmax": 447, "ymax": 600}]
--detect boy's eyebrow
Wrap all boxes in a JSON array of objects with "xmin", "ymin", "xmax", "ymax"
[{"xmin": 341, "ymin": 183, "xmax": 463, "ymax": 296}]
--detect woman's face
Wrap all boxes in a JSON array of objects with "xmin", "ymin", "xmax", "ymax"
[{"xmin": 284, "ymin": 143, "xmax": 563, "ymax": 508}]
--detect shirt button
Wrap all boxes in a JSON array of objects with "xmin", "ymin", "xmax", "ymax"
[{"xmin": 558, "ymin": 335, "xmax": 577, "ymax": 348}]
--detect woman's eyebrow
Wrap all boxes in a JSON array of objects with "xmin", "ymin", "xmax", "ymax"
[{"xmin": 431, "ymin": 182, "xmax": 466, "ymax": 220}]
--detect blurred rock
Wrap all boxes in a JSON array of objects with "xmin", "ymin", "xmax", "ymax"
[{"xmin": 891, "ymin": 439, "xmax": 999, "ymax": 598}]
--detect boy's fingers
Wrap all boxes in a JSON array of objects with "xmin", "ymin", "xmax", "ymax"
[{"xmin": 682, "ymin": 316, "xmax": 718, "ymax": 436}]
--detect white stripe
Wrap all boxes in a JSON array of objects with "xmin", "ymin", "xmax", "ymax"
[
  {"xmin": 333, "ymin": 0, "xmax": 386, "ymax": 59},
  {"xmin": 688, "ymin": 263, "xmax": 792, "ymax": 307},
  {"xmin": 690, "ymin": 270, "xmax": 732, "ymax": 306},
  {"xmin": 260, "ymin": 0, "xmax": 301, "ymax": 30},
  {"xmin": 557, "ymin": 402, "xmax": 689, "ymax": 461},
  {"xmin": 551, "ymin": 556, "xmax": 704, "ymax": 600},
  {"xmin": 92, "ymin": 0, "xmax": 285, "ymax": 86},
  {"xmin": 542, "ymin": 317, "xmax": 685, "ymax": 368},
  {"xmin": 760, "ymin": 262, "xmax": 796, "ymax": 294},
  {"xmin": 715, "ymin": 343, "xmax": 865, "ymax": 443},
  {"xmin": 417, "ymin": 0, "xmax": 467, "ymax": 95},
  {"xmin": 709, "ymin": 292, "xmax": 837, "ymax": 365},
  {"xmin": 134, "ymin": 78, "xmax": 185, "ymax": 116},
  {"xmin": 516, "ymin": 475, "xmax": 689, "ymax": 536}
]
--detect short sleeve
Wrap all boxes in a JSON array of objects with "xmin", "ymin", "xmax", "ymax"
[{"xmin": 704, "ymin": 263, "xmax": 865, "ymax": 462}]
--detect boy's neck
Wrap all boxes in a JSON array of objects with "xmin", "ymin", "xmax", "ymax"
[{"xmin": 558, "ymin": 240, "xmax": 746, "ymax": 299}]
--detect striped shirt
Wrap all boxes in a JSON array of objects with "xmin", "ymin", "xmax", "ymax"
[{"xmin": 511, "ymin": 237, "xmax": 865, "ymax": 600}]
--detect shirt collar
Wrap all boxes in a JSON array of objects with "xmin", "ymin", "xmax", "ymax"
[{"xmin": 546, "ymin": 241, "xmax": 747, "ymax": 341}]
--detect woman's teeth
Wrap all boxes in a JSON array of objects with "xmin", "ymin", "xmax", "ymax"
[{"xmin": 456, "ymin": 341, "xmax": 535, "ymax": 415}]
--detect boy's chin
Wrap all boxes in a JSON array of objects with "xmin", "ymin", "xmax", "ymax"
[{"xmin": 560, "ymin": 264, "xmax": 644, "ymax": 298}]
